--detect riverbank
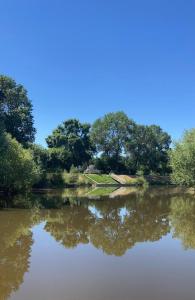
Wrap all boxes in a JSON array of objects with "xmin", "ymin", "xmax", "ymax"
[{"xmin": 33, "ymin": 172, "xmax": 171, "ymax": 189}]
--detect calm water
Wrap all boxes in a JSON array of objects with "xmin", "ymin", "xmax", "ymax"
[{"xmin": 1, "ymin": 186, "xmax": 195, "ymax": 300}]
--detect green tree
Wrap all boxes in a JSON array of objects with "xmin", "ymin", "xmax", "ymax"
[
  {"xmin": 46, "ymin": 119, "xmax": 94, "ymax": 170},
  {"xmin": 125, "ymin": 125, "xmax": 171, "ymax": 174},
  {"xmin": 91, "ymin": 112, "xmax": 134, "ymax": 173},
  {"xmin": 93, "ymin": 155, "xmax": 127, "ymax": 174},
  {"xmin": 30, "ymin": 144, "xmax": 48, "ymax": 171},
  {"xmin": 169, "ymin": 129, "xmax": 195, "ymax": 186},
  {"xmin": 91, "ymin": 112, "xmax": 134, "ymax": 158},
  {"xmin": 0, "ymin": 133, "xmax": 40, "ymax": 193},
  {"xmin": 0, "ymin": 75, "xmax": 36, "ymax": 146},
  {"xmin": 46, "ymin": 147, "xmax": 72, "ymax": 170}
]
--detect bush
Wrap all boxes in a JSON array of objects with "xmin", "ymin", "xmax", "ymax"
[
  {"xmin": 0, "ymin": 133, "xmax": 40, "ymax": 193},
  {"xmin": 69, "ymin": 165, "xmax": 79, "ymax": 174},
  {"xmin": 169, "ymin": 129, "xmax": 195, "ymax": 186},
  {"xmin": 34, "ymin": 172, "xmax": 92, "ymax": 188},
  {"xmin": 30, "ymin": 144, "xmax": 48, "ymax": 171}
]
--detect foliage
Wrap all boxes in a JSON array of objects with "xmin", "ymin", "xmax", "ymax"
[
  {"xmin": 45, "ymin": 147, "xmax": 71, "ymax": 170},
  {"xmin": 169, "ymin": 129, "xmax": 195, "ymax": 186},
  {"xmin": 46, "ymin": 119, "xmax": 94, "ymax": 170},
  {"xmin": 125, "ymin": 124, "xmax": 171, "ymax": 175},
  {"xmin": 93, "ymin": 155, "xmax": 127, "ymax": 174},
  {"xmin": 30, "ymin": 144, "xmax": 48, "ymax": 171},
  {"xmin": 144, "ymin": 175, "xmax": 170, "ymax": 185},
  {"xmin": 91, "ymin": 111, "xmax": 134, "ymax": 158},
  {"xmin": 69, "ymin": 164, "xmax": 80, "ymax": 173},
  {"xmin": 91, "ymin": 112, "xmax": 171, "ymax": 175},
  {"xmin": 0, "ymin": 133, "xmax": 40, "ymax": 192},
  {"xmin": 0, "ymin": 75, "xmax": 36, "ymax": 146},
  {"xmin": 34, "ymin": 172, "xmax": 148, "ymax": 188},
  {"xmin": 34, "ymin": 172, "xmax": 92, "ymax": 188}
]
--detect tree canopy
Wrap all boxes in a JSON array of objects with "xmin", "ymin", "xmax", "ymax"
[
  {"xmin": 91, "ymin": 111, "xmax": 134, "ymax": 158},
  {"xmin": 0, "ymin": 75, "xmax": 36, "ymax": 146},
  {"xmin": 125, "ymin": 124, "xmax": 171, "ymax": 175},
  {"xmin": 46, "ymin": 119, "xmax": 94, "ymax": 170},
  {"xmin": 91, "ymin": 112, "xmax": 171, "ymax": 175}
]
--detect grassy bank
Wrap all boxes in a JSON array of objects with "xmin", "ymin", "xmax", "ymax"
[
  {"xmin": 85, "ymin": 174, "xmax": 117, "ymax": 185},
  {"xmin": 33, "ymin": 172, "xmax": 170, "ymax": 189},
  {"xmin": 34, "ymin": 172, "xmax": 147, "ymax": 189}
]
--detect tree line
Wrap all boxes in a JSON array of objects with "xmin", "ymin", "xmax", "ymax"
[{"xmin": 0, "ymin": 75, "xmax": 194, "ymax": 192}]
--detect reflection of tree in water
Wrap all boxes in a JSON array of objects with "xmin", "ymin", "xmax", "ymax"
[
  {"xmin": 44, "ymin": 192, "xmax": 171, "ymax": 256},
  {"xmin": 170, "ymin": 195, "xmax": 195, "ymax": 249},
  {"xmin": 1, "ymin": 185, "xmax": 195, "ymax": 299},
  {"xmin": 44, "ymin": 206, "xmax": 95, "ymax": 248},
  {"xmin": 90, "ymin": 195, "xmax": 170, "ymax": 256},
  {"xmin": 0, "ymin": 193, "xmax": 70, "ymax": 209},
  {"xmin": 0, "ymin": 211, "xmax": 34, "ymax": 299}
]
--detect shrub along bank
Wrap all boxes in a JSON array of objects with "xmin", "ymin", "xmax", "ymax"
[{"xmin": 34, "ymin": 172, "xmax": 92, "ymax": 189}]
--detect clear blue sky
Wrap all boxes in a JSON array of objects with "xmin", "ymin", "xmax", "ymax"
[{"xmin": 0, "ymin": 0, "xmax": 194, "ymax": 146}]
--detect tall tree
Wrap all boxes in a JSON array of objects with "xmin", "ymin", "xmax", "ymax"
[
  {"xmin": 91, "ymin": 112, "xmax": 135, "ymax": 159},
  {"xmin": 125, "ymin": 125, "xmax": 171, "ymax": 175},
  {"xmin": 0, "ymin": 75, "xmax": 36, "ymax": 145},
  {"xmin": 90, "ymin": 112, "xmax": 135, "ymax": 173},
  {"xmin": 46, "ymin": 119, "xmax": 94, "ymax": 170}
]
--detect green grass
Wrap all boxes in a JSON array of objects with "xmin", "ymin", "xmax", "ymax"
[{"xmin": 85, "ymin": 174, "xmax": 118, "ymax": 184}]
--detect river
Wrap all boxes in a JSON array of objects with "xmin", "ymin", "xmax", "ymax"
[{"xmin": 0, "ymin": 186, "xmax": 195, "ymax": 300}]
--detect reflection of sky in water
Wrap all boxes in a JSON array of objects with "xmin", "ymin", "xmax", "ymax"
[
  {"xmin": 88, "ymin": 205, "xmax": 103, "ymax": 219},
  {"xmin": 88, "ymin": 206, "xmax": 132, "ymax": 223},
  {"xmin": 120, "ymin": 207, "xmax": 128, "ymax": 222},
  {"xmin": 119, "ymin": 208, "xmax": 136, "ymax": 222}
]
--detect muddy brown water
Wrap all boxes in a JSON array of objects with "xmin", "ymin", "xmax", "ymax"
[{"xmin": 0, "ymin": 187, "xmax": 195, "ymax": 300}]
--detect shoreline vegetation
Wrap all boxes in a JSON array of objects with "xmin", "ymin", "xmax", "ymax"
[
  {"xmin": 33, "ymin": 172, "xmax": 171, "ymax": 190},
  {"xmin": 0, "ymin": 170, "xmax": 171, "ymax": 194},
  {"xmin": 0, "ymin": 75, "xmax": 194, "ymax": 195}
]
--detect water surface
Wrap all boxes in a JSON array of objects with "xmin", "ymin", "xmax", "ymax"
[{"xmin": 1, "ymin": 187, "xmax": 195, "ymax": 300}]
